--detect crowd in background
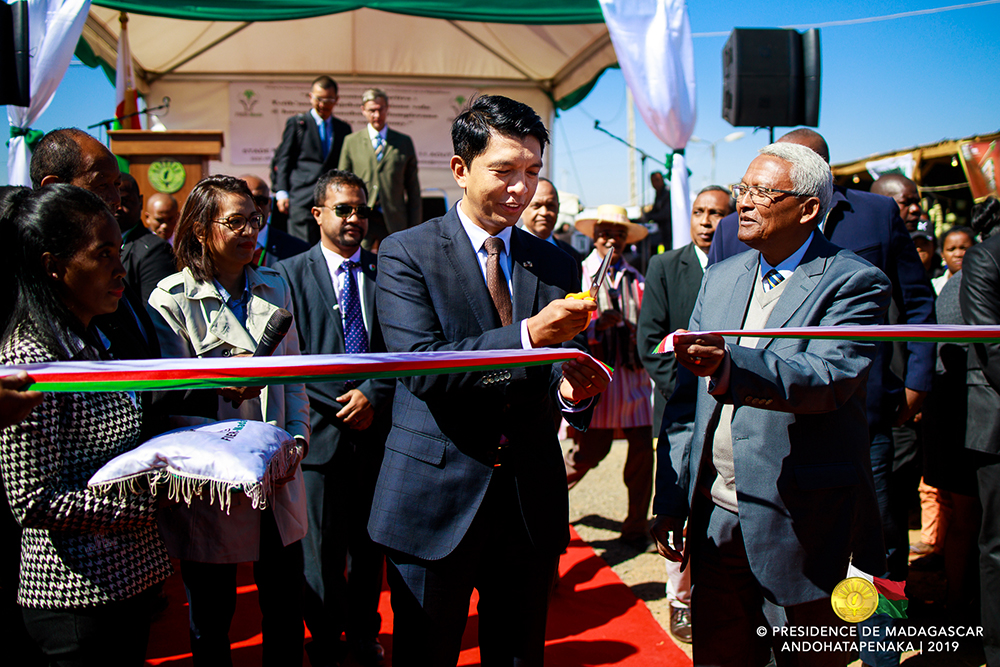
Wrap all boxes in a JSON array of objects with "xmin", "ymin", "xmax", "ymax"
[{"xmin": 0, "ymin": 91, "xmax": 999, "ymax": 667}]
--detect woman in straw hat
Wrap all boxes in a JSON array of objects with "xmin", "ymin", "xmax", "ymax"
[{"xmin": 564, "ymin": 205, "xmax": 655, "ymax": 550}]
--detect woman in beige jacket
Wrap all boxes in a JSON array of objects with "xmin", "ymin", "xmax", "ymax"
[{"xmin": 147, "ymin": 175, "xmax": 310, "ymax": 666}]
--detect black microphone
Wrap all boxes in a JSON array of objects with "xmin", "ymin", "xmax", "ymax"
[{"xmin": 253, "ymin": 308, "xmax": 293, "ymax": 357}]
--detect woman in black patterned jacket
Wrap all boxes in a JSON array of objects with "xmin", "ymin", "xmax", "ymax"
[{"xmin": 0, "ymin": 185, "xmax": 171, "ymax": 665}]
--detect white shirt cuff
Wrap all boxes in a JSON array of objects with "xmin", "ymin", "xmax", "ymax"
[
  {"xmin": 520, "ymin": 320, "xmax": 533, "ymax": 349},
  {"xmin": 276, "ymin": 191, "xmax": 289, "ymax": 201}
]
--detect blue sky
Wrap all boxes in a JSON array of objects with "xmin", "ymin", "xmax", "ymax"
[{"xmin": 4, "ymin": 1, "xmax": 1000, "ymax": 210}]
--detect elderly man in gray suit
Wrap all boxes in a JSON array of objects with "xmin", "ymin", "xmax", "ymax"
[{"xmin": 652, "ymin": 143, "xmax": 890, "ymax": 667}]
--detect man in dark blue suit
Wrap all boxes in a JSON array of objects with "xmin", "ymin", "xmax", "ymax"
[
  {"xmin": 273, "ymin": 76, "xmax": 351, "ymax": 245},
  {"xmin": 707, "ymin": 128, "xmax": 935, "ymax": 666},
  {"xmin": 369, "ymin": 95, "xmax": 609, "ymax": 666},
  {"xmin": 275, "ymin": 171, "xmax": 393, "ymax": 667}
]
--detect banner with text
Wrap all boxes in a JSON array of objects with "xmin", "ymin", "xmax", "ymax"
[{"xmin": 228, "ymin": 82, "xmax": 475, "ymax": 168}]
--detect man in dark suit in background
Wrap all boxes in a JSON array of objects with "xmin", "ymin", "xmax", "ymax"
[
  {"xmin": 339, "ymin": 88, "xmax": 421, "ymax": 247},
  {"xmin": 637, "ymin": 185, "xmax": 733, "ymax": 643},
  {"xmin": 520, "ymin": 177, "xmax": 583, "ymax": 271},
  {"xmin": 959, "ymin": 228, "xmax": 1000, "ymax": 667},
  {"xmin": 29, "ymin": 129, "xmax": 162, "ymax": 363},
  {"xmin": 657, "ymin": 143, "xmax": 889, "ymax": 666},
  {"xmin": 240, "ymin": 174, "xmax": 309, "ymax": 268},
  {"xmin": 273, "ymin": 76, "xmax": 351, "ymax": 246},
  {"xmin": 369, "ymin": 95, "xmax": 608, "ymax": 666},
  {"xmin": 116, "ymin": 174, "xmax": 176, "ymax": 304},
  {"xmin": 275, "ymin": 171, "xmax": 393, "ymax": 667}
]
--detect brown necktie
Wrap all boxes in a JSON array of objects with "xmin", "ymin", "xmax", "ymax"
[{"xmin": 484, "ymin": 236, "xmax": 512, "ymax": 326}]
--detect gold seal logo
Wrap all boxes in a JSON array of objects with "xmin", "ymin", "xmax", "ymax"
[{"xmin": 831, "ymin": 577, "xmax": 878, "ymax": 622}]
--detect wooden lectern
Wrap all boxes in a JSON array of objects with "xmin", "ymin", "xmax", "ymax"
[{"xmin": 108, "ymin": 130, "xmax": 224, "ymax": 208}]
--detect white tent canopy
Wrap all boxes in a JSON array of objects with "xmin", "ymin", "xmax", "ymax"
[{"xmin": 77, "ymin": 4, "xmax": 616, "ymax": 200}]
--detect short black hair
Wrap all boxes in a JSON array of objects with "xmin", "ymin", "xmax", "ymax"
[
  {"xmin": 29, "ymin": 128, "xmax": 93, "ymax": 188},
  {"xmin": 452, "ymin": 95, "xmax": 549, "ymax": 167},
  {"xmin": 697, "ymin": 184, "xmax": 736, "ymax": 213},
  {"xmin": 314, "ymin": 170, "xmax": 368, "ymax": 207},
  {"xmin": 0, "ymin": 184, "xmax": 115, "ymax": 354},
  {"xmin": 312, "ymin": 75, "xmax": 339, "ymax": 94},
  {"xmin": 173, "ymin": 175, "xmax": 255, "ymax": 282}
]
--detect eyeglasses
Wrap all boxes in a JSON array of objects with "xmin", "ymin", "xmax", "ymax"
[
  {"xmin": 731, "ymin": 183, "xmax": 810, "ymax": 204},
  {"xmin": 311, "ymin": 95, "xmax": 338, "ymax": 105},
  {"xmin": 322, "ymin": 204, "xmax": 372, "ymax": 219},
  {"xmin": 213, "ymin": 212, "xmax": 265, "ymax": 233}
]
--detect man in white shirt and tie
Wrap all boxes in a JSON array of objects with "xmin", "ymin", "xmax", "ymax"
[
  {"xmin": 275, "ymin": 170, "xmax": 393, "ymax": 666},
  {"xmin": 273, "ymin": 76, "xmax": 352, "ymax": 246},
  {"xmin": 339, "ymin": 88, "xmax": 422, "ymax": 248}
]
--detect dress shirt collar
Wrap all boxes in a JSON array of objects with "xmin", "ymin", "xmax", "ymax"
[
  {"xmin": 521, "ymin": 224, "xmax": 557, "ymax": 246},
  {"xmin": 693, "ymin": 244, "xmax": 708, "ymax": 271},
  {"xmin": 310, "ymin": 108, "xmax": 328, "ymax": 128},
  {"xmin": 457, "ymin": 200, "xmax": 512, "ymax": 256},
  {"xmin": 320, "ymin": 243, "xmax": 362, "ymax": 274},
  {"xmin": 759, "ymin": 230, "xmax": 815, "ymax": 283},
  {"xmin": 367, "ymin": 124, "xmax": 388, "ymax": 143}
]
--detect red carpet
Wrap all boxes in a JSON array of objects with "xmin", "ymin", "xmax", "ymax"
[{"xmin": 145, "ymin": 526, "xmax": 691, "ymax": 666}]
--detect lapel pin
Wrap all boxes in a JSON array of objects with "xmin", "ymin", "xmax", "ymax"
[
  {"xmin": 369, "ymin": 263, "xmax": 376, "ymax": 272},
  {"xmin": 523, "ymin": 261, "xmax": 533, "ymax": 269}
]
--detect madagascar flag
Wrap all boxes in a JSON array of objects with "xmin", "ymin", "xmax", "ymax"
[
  {"xmin": 114, "ymin": 12, "xmax": 141, "ymax": 130},
  {"xmin": 847, "ymin": 563, "xmax": 908, "ymax": 619}
]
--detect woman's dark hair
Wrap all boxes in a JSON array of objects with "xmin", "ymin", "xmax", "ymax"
[
  {"xmin": 0, "ymin": 184, "xmax": 115, "ymax": 356},
  {"xmin": 942, "ymin": 225, "xmax": 976, "ymax": 247},
  {"xmin": 972, "ymin": 197, "xmax": 1000, "ymax": 241},
  {"xmin": 173, "ymin": 175, "xmax": 255, "ymax": 282}
]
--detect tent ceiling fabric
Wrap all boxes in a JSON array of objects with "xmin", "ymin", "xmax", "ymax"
[
  {"xmin": 83, "ymin": 2, "xmax": 615, "ymax": 106},
  {"xmin": 90, "ymin": 0, "xmax": 606, "ymax": 24}
]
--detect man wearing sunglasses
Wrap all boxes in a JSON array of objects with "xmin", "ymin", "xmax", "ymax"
[
  {"xmin": 656, "ymin": 143, "xmax": 890, "ymax": 666},
  {"xmin": 275, "ymin": 170, "xmax": 393, "ymax": 667}
]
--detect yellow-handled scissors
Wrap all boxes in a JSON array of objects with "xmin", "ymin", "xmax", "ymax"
[{"xmin": 567, "ymin": 250, "xmax": 614, "ymax": 300}]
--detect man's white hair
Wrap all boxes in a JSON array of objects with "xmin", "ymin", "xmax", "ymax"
[{"xmin": 758, "ymin": 142, "xmax": 833, "ymax": 221}]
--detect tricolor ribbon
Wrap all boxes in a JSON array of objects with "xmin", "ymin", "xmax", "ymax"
[
  {"xmin": 653, "ymin": 324, "xmax": 1000, "ymax": 355},
  {"xmin": 7, "ymin": 349, "xmax": 610, "ymax": 393}
]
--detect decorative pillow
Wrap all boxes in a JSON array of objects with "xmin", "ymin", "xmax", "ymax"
[{"xmin": 89, "ymin": 420, "xmax": 299, "ymax": 513}]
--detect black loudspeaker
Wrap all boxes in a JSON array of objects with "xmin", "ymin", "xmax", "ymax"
[
  {"xmin": 722, "ymin": 28, "xmax": 821, "ymax": 128},
  {"xmin": 0, "ymin": 1, "xmax": 29, "ymax": 107}
]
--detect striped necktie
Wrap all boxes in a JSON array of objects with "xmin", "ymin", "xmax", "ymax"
[
  {"xmin": 762, "ymin": 268, "xmax": 784, "ymax": 291},
  {"xmin": 374, "ymin": 133, "xmax": 385, "ymax": 162}
]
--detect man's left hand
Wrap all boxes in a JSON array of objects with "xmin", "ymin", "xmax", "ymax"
[
  {"xmin": 559, "ymin": 356, "xmax": 610, "ymax": 403},
  {"xmin": 336, "ymin": 389, "xmax": 374, "ymax": 431},
  {"xmin": 894, "ymin": 388, "xmax": 927, "ymax": 427},
  {"xmin": 673, "ymin": 330, "xmax": 727, "ymax": 377}
]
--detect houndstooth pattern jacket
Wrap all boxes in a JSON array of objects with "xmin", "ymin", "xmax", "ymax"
[{"xmin": 0, "ymin": 322, "xmax": 171, "ymax": 609}]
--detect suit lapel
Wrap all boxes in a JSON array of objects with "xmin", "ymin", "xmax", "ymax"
[
  {"xmin": 440, "ymin": 209, "xmax": 499, "ymax": 332},
  {"xmin": 306, "ymin": 244, "xmax": 345, "ymax": 340},
  {"xmin": 360, "ymin": 249, "xmax": 378, "ymax": 344},
  {"xmin": 509, "ymin": 229, "xmax": 538, "ymax": 324},
  {"xmin": 758, "ymin": 234, "xmax": 829, "ymax": 345},
  {"xmin": 721, "ymin": 252, "xmax": 757, "ymax": 333}
]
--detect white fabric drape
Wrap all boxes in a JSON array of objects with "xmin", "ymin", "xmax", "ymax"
[
  {"xmin": 599, "ymin": 0, "xmax": 696, "ymax": 248},
  {"xmin": 6, "ymin": 0, "xmax": 92, "ymax": 186}
]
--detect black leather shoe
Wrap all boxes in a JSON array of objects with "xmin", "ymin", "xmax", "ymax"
[
  {"xmin": 670, "ymin": 606, "xmax": 692, "ymax": 644},
  {"xmin": 350, "ymin": 639, "xmax": 386, "ymax": 667}
]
